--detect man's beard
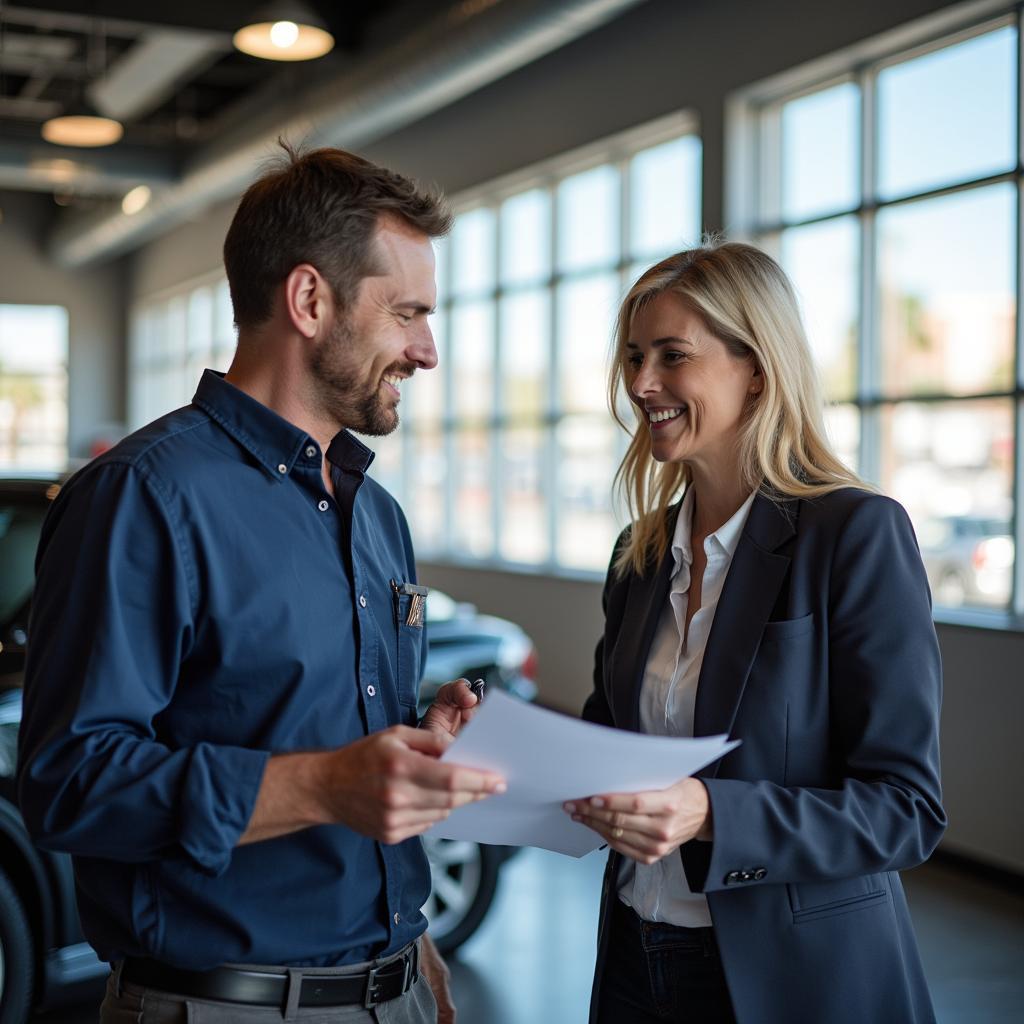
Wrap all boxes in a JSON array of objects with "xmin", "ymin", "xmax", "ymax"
[{"xmin": 309, "ymin": 316, "xmax": 409, "ymax": 437}]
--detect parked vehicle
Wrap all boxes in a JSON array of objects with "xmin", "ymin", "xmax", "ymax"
[
  {"xmin": 0, "ymin": 474, "xmax": 537, "ymax": 1019},
  {"xmin": 917, "ymin": 514, "xmax": 1013, "ymax": 609}
]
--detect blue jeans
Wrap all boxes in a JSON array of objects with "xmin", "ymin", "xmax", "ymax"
[{"xmin": 595, "ymin": 900, "xmax": 736, "ymax": 1023}]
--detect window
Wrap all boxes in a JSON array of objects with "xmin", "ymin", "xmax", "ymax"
[
  {"xmin": 128, "ymin": 117, "xmax": 701, "ymax": 577},
  {"xmin": 734, "ymin": 13, "xmax": 1021, "ymax": 620},
  {"xmin": 0, "ymin": 304, "xmax": 68, "ymax": 470},
  {"xmin": 377, "ymin": 115, "xmax": 702, "ymax": 573},
  {"xmin": 130, "ymin": 277, "xmax": 235, "ymax": 429}
]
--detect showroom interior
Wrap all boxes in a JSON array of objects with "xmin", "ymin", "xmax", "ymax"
[{"xmin": 1, "ymin": 0, "xmax": 1023, "ymax": 1021}]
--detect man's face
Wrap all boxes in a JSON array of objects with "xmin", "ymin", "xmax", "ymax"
[{"xmin": 310, "ymin": 214, "xmax": 438, "ymax": 436}]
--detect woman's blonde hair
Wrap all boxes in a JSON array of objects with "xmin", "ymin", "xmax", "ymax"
[{"xmin": 610, "ymin": 240, "xmax": 869, "ymax": 576}]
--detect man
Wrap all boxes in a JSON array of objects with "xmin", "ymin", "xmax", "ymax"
[{"xmin": 17, "ymin": 145, "xmax": 505, "ymax": 1024}]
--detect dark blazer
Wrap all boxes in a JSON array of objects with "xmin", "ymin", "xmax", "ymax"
[{"xmin": 584, "ymin": 488, "xmax": 945, "ymax": 1024}]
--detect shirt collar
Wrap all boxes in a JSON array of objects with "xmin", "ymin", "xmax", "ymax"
[
  {"xmin": 191, "ymin": 369, "xmax": 375, "ymax": 480},
  {"xmin": 671, "ymin": 486, "xmax": 758, "ymax": 577}
]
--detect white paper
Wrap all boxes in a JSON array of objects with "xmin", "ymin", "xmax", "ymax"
[{"xmin": 430, "ymin": 690, "xmax": 739, "ymax": 858}]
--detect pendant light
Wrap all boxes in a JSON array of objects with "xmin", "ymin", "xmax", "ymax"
[
  {"xmin": 41, "ymin": 22, "xmax": 123, "ymax": 148},
  {"xmin": 234, "ymin": 2, "xmax": 334, "ymax": 61}
]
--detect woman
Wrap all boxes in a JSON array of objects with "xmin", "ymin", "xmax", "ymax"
[{"xmin": 564, "ymin": 242, "xmax": 944, "ymax": 1024}]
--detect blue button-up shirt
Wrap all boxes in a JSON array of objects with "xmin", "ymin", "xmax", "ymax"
[{"xmin": 17, "ymin": 370, "xmax": 431, "ymax": 969}]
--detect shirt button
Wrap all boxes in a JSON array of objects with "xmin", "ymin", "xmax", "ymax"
[
  {"xmin": 367, "ymin": 685, "xmax": 376, "ymax": 697},
  {"xmin": 277, "ymin": 463, "xmax": 287, "ymax": 474},
  {"xmin": 305, "ymin": 445, "xmax": 317, "ymax": 458},
  {"xmin": 359, "ymin": 595, "xmax": 367, "ymax": 607},
  {"xmin": 318, "ymin": 499, "xmax": 329, "ymax": 512},
  {"xmin": 393, "ymin": 912, "xmax": 401, "ymax": 925}
]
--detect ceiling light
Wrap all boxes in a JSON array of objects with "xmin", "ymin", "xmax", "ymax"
[
  {"xmin": 122, "ymin": 185, "xmax": 152, "ymax": 216},
  {"xmin": 42, "ymin": 112, "xmax": 123, "ymax": 148},
  {"xmin": 233, "ymin": 4, "xmax": 334, "ymax": 61},
  {"xmin": 29, "ymin": 157, "xmax": 82, "ymax": 184}
]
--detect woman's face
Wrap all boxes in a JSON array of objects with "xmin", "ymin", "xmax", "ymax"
[{"xmin": 624, "ymin": 291, "xmax": 761, "ymax": 468}]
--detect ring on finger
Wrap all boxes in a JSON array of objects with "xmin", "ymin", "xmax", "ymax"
[{"xmin": 611, "ymin": 826, "xmax": 624, "ymax": 839}]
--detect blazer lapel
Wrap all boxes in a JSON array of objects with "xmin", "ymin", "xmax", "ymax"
[
  {"xmin": 610, "ymin": 508, "xmax": 677, "ymax": 732},
  {"xmin": 694, "ymin": 493, "xmax": 797, "ymax": 771}
]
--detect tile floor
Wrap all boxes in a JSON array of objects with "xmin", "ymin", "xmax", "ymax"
[{"xmin": 36, "ymin": 849, "xmax": 1024, "ymax": 1023}]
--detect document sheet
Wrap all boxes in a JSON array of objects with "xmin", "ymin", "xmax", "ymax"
[{"xmin": 430, "ymin": 690, "xmax": 739, "ymax": 857}]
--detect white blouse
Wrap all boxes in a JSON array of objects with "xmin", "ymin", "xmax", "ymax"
[{"xmin": 617, "ymin": 486, "xmax": 757, "ymax": 927}]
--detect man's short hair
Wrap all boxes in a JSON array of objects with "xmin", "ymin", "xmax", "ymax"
[{"xmin": 223, "ymin": 142, "xmax": 452, "ymax": 330}]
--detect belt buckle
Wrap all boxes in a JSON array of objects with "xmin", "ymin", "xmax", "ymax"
[{"xmin": 363, "ymin": 965, "xmax": 382, "ymax": 1009}]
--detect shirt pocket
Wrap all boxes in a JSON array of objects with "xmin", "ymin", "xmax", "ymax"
[{"xmin": 391, "ymin": 580, "xmax": 427, "ymax": 709}]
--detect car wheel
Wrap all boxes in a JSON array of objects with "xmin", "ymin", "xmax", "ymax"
[
  {"xmin": 0, "ymin": 867, "xmax": 34, "ymax": 1024},
  {"xmin": 421, "ymin": 837, "xmax": 501, "ymax": 954}
]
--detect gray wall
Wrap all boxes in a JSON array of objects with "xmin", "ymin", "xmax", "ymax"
[
  {"xmin": 0, "ymin": 192, "xmax": 125, "ymax": 458},
  {"xmin": 122, "ymin": 0, "xmax": 1023, "ymax": 874}
]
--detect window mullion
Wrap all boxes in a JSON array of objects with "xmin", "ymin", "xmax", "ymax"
[
  {"xmin": 858, "ymin": 67, "xmax": 881, "ymax": 485},
  {"xmin": 545, "ymin": 179, "xmax": 560, "ymax": 572},
  {"xmin": 491, "ymin": 204, "xmax": 503, "ymax": 563}
]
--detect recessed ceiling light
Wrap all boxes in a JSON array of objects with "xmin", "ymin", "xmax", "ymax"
[
  {"xmin": 29, "ymin": 157, "xmax": 81, "ymax": 184},
  {"xmin": 122, "ymin": 185, "xmax": 152, "ymax": 216}
]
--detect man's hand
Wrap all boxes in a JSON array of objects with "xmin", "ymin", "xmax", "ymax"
[
  {"xmin": 240, "ymin": 726, "xmax": 504, "ymax": 846},
  {"xmin": 419, "ymin": 678, "xmax": 480, "ymax": 741},
  {"xmin": 563, "ymin": 777, "xmax": 712, "ymax": 864},
  {"xmin": 419, "ymin": 933, "xmax": 455, "ymax": 1024}
]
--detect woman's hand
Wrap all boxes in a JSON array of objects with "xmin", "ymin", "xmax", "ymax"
[{"xmin": 564, "ymin": 777, "xmax": 712, "ymax": 864}]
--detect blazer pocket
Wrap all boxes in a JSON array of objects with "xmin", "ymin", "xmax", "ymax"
[
  {"xmin": 789, "ymin": 875, "xmax": 888, "ymax": 923},
  {"xmin": 761, "ymin": 612, "xmax": 814, "ymax": 642}
]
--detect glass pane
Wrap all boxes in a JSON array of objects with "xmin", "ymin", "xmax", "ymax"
[
  {"xmin": 408, "ymin": 430, "xmax": 446, "ymax": 553},
  {"xmin": 557, "ymin": 274, "xmax": 620, "ymax": 415},
  {"xmin": 450, "ymin": 301, "xmax": 495, "ymax": 423},
  {"xmin": 880, "ymin": 399, "xmax": 1013, "ymax": 610},
  {"xmin": 780, "ymin": 82, "xmax": 859, "ymax": 222},
  {"xmin": 877, "ymin": 185, "xmax": 1014, "ymax": 396},
  {"xmin": 453, "ymin": 428, "xmax": 492, "ymax": 558},
  {"xmin": 366, "ymin": 431, "xmax": 403, "ymax": 501},
  {"xmin": 878, "ymin": 27, "xmax": 1016, "ymax": 200},
  {"xmin": 411, "ymin": 309, "xmax": 446, "ymax": 425},
  {"xmin": 165, "ymin": 297, "xmax": 186, "ymax": 363},
  {"xmin": 781, "ymin": 216, "xmax": 858, "ymax": 400},
  {"xmin": 556, "ymin": 415, "xmax": 618, "ymax": 570},
  {"xmin": 500, "ymin": 189, "xmax": 551, "ymax": 286},
  {"xmin": 187, "ymin": 286, "xmax": 213, "ymax": 355},
  {"xmin": 0, "ymin": 305, "xmax": 68, "ymax": 470},
  {"xmin": 629, "ymin": 135, "xmax": 702, "ymax": 257},
  {"xmin": 214, "ymin": 279, "xmax": 235, "ymax": 351},
  {"xmin": 557, "ymin": 164, "xmax": 619, "ymax": 272},
  {"xmin": 451, "ymin": 208, "xmax": 495, "ymax": 297},
  {"xmin": 433, "ymin": 236, "xmax": 449, "ymax": 303},
  {"xmin": 500, "ymin": 290, "xmax": 549, "ymax": 421},
  {"xmin": 499, "ymin": 426, "xmax": 548, "ymax": 564},
  {"xmin": 824, "ymin": 403, "xmax": 860, "ymax": 474}
]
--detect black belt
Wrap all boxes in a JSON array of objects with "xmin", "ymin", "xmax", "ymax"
[{"xmin": 121, "ymin": 943, "xmax": 418, "ymax": 1009}]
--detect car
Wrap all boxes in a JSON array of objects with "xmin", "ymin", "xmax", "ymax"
[
  {"xmin": 917, "ymin": 514, "xmax": 1014, "ymax": 609},
  {"xmin": 0, "ymin": 474, "xmax": 537, "ymax": 1020}
]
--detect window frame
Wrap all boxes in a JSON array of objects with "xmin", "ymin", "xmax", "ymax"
[
  {"xmin": 727, "ymin": 0, "xmax": 1024, "ymax": 629},
  {"xmin": 403, "ymin": 110, "xmax": 702, "ymax": 579}
]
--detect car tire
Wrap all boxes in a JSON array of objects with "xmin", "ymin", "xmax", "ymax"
[
  {"xmin": 421, "ymin": 837, "xmax": 502, "ymax": 954},
  {"xmin": 0, "ymin": 866, "xmax": 34, "ymax": 1024}
]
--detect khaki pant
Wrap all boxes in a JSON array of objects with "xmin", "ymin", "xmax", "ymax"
[{"xmin": 99, "ymin": 948, "xmax": 438, "ymax": 1024}]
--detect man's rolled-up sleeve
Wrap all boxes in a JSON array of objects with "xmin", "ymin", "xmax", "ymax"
[{"xmin": 17, "ymin": 461, "xmax": 268, "ymax": 876}]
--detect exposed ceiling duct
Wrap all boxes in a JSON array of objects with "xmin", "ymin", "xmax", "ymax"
[
  {"xmin": 49, "ymin": 0, "xmax": 648, "ymax": 267},
  {"xmin": 87, "ymin": 28, "xmax": 228, "ymax": 123}
]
